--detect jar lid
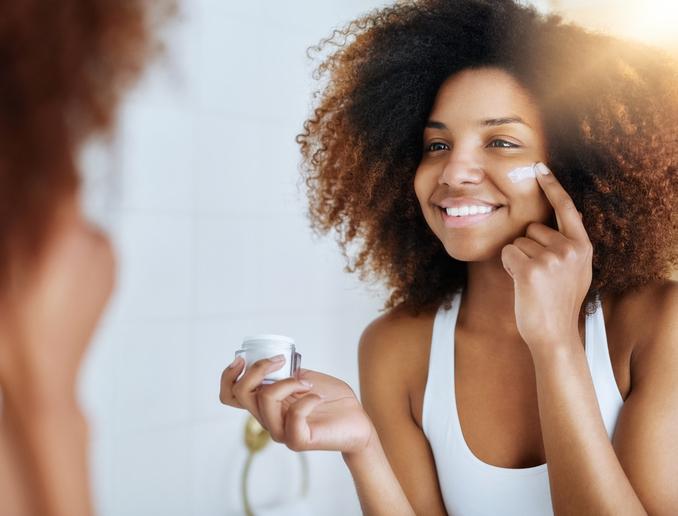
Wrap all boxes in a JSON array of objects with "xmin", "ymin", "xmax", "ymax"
[{"xmin": 242, "ymin": 334, "xmax": 295, "ymax": 346}]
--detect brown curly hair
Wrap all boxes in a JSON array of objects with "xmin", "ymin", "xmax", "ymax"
[
  {"xmin": 0, "ymin": 0, "xmax": 174, "ymax": 287},
  {"xmin": 297, "ymin": 0, "xmax": 678, "ymax": 316}
]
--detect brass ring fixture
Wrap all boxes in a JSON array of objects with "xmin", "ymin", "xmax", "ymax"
[{"xmin": 241, "ymin": 415, "xmax": 309, "ymax": 516}]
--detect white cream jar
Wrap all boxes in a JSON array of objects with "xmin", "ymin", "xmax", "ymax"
[{"xmin": 235, "ymin": 334, "xmax": 301, "ymax": 384}]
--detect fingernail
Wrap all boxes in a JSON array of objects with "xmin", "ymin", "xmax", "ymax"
[
  {"xmin": 299, "ymin": 380, "xmax": 313, "ymax": 388},
  {"xmin": 536, "ymin": 162, "xmax": 550, "ymax": 175},
  {"xmin": 269, "ymin": 354, "xmax": 285, "ymax": 363},
  {"xmin": 227, "ymin": 356, "xmax": 243, "ymax": 370}
]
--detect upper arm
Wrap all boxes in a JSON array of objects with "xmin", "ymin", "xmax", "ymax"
[
  {"xmin": 358, "ymin": 314, "xmax": 447, "ymax": 516},
  {"xmin": 612, "ymin": 281, "xmax": 678, "ymax": 515}
]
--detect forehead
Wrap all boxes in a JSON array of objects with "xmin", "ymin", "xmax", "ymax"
[{"xmin": 428, "ymin": 67, "xmax": 541, "ymax": 126}]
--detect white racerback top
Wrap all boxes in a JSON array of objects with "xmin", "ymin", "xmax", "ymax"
[{"xmin": 422, "ymin": 289, "xmax": 624, "ymax": 515}]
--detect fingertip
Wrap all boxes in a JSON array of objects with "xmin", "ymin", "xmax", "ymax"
[
  {"xmin": 536, "ymin": 162, "xmax": 551, "ymax": 176},
  {"xmin": 226, "ymin": 356, "xmax": 245, "ymax": 370}
]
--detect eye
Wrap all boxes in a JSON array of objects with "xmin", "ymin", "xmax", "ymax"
[
  {"xmin": 487, "ymin": 139, "xmax": 520, "ymax": 149},
  {"xmin": 425, "ymin": 141, "xmax": 449, "ymax": 152}
]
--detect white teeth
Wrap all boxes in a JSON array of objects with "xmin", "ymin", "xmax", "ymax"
[{"xmin": 444, "ymin": 205, "xmax": 495, "ymax": 217}]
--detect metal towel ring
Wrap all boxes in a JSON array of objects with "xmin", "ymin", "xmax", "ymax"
[{"xmin": 241, "ymin": 415, "xmax": 309, "ymax": 516}]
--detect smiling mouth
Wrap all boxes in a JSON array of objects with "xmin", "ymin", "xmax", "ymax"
[{"xmin": 437, "ymin": 205, "xmax": 503, "ymax": 227}]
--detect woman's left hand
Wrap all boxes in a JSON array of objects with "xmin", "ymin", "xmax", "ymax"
[{"xmin": 500, "ymin": 162, "xmax": 593, "ymax": 355}]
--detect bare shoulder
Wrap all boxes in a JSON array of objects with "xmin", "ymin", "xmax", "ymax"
[
  {"xmin": 359, "ymin": 305, "xmax": 436, "ymax": 390},
  {"xmin": 606, "ymin": 279, "xmax": 677, "ymax": 383},
  {"xmin": 360, "ymin": 304, "xmax": 435, "ymax": 349},
  {"xmin": 607, "ymin": 279, "xmax": 677, "ymax": 347}
]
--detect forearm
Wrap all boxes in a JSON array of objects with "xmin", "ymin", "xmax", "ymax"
[
  {"xmin": 2, "ymin": 390, "xmax": 93, "ymax": 516},
  {"xmin": 342, "ymin": 430, "xmax": 415, "ymax": 516},
  {"xmin": 532, "ymin": 341, "xmax": 646, "ymax": 516}
]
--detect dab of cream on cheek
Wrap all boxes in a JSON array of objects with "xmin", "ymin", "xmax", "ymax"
[{"xmin": 507, "ymin": 163, "xmax": 538, "ymax": 183}]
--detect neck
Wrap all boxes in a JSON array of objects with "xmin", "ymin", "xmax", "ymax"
[
  {"xmin": 460, "ymin": 258, "xmax": 586, "ymax": 346},
  {"xmin": 460, "ymin": 258, "xmax": 523, "ymax": 341}
]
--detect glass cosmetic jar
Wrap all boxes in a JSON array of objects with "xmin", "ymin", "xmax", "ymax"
[{"xmin": 235, "ymin": 334, "xmax": 301, "ymax": 384}]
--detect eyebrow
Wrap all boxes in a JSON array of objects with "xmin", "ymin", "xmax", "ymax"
[
  {"xmin": 425, "ymin": 116, "xmax": 531, "ymax": 130},
  {"xmin": 481, "ymin": 116, "xmax": 531, "ymax": 128}
]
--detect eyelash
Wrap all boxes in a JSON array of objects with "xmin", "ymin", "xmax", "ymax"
[{"xmin": 424, "ymin": 139, "xmax": 520, "ymax": 152}]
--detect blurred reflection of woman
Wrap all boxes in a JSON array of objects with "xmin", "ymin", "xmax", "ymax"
[
  {"xmin": 221, "ymin": 1, "xmax": 678, "ymax": 514},
  {"xmin": 0, "ymin": 2, "xmax": 171, "ymax": 515}
]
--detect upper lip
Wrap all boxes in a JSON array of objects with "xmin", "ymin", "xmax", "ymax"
[{"xmin": 434, "ymin": 196, "xmax": 502, "ymax": 209}]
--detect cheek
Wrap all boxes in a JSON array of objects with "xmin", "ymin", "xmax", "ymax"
[
  {"xmin": 413, "ymin": 166, "xmax": 431, "ymax": 206},
  {"xmin": 508, "ymin": 185, "xmax": 553, "ymax": 223}
]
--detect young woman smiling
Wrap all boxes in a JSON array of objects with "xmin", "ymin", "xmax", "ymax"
[{"xmin": 220, "ymin": 1, "xmax": 678, "ymax": 514}]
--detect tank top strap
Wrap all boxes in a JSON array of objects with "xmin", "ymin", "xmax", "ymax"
[
  {"xmin": 585, "ymin": 295, "xmax": 624, "ymax": 437},
  {"xmin": 422, "ymin": 290, "xmax": 462, "ymax": 439}
]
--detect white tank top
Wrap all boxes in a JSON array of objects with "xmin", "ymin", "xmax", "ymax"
[{"xmin": 422, "ymin": 290, "xmax": 624, "ymax": 515}]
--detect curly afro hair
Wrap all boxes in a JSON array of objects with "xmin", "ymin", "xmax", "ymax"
[
  {"xmin": 0, "ymin": 0, "xmax": 174, "ymax": 287},
  {"xmin": 297, "ymin": 0, "xmax": 678, "ymax": 316}
]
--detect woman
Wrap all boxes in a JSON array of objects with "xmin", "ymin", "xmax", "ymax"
[
  {"xmin": 220, "ymin": 0, "xmax": 678, "ymax": 514},
  {"xmin": 0, "ymin": 2, "xmax": 170, "ymax": 515}
]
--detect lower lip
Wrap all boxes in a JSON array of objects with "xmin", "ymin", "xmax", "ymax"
[{"xmin": 439, "ymin": 206, "xmax": 501, "ymax": 228}]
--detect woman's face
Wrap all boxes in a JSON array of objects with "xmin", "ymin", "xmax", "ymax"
[{"xmin": 414, "ymin": 67, "xmax": 552, "ymax": 262}]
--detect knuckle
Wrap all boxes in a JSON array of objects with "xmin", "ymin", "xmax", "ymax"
[
  {"xmin": 286, "ymin": 437, "xmax": 303, "ymax": 452},
  {"xmin": 524, "ymin": 267, "xmax": 539, "ymax": 284},
  {"xmin": 231, "ymin": 382, "xmax": 244, "ymax": 398},
  {"xmin": 559, "ymin": 199, "xmax": 577, "ymax": 212},
  {"xmin": 544, "ymin": 252, "xmax": 560, "ymax": 268},
  {"xmin": 561, "ymin": 243, "xmax": 578, "ymax": 261}
]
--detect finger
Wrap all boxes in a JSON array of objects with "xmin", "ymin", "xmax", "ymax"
[
  {"xmin": 256, "ymin": 378, "xmax": 313, "ymax": 442},
  {"xmin": 501, "ymin": 243, "xmax": 530, "ymax": 279},
  {"xmin": 512, "ymin": 237, "xmax": 545, "ymax": 259},
  {"xmin": 219, "ymin": 356, "xmax": 247, "ymax": 407},
  {"xmin": 525, "ymin": 222, "xmax": 568, "ymax": 247},
  {"xmin": 232, "ymin": 355, "xmax": 287, "ymax": 419},
  {"xmin": 284, "ymin": 394, "xmax": 327, "ymax": 452},
  {"xmin": 534, "ymin": 163, "xmax": 588, "ymax": 242}
]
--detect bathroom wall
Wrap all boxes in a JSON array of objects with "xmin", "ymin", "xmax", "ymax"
[
  {"xmin": 77, "ymin": 1, "xmax": 554, "ymax": 515},
  {"xmin": 78, "ymin": 1, "xmax": 390, "ymax": 515}
]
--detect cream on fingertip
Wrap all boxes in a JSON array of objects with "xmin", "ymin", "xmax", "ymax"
[{"xmin": 536, "ymin": 162, "xmax": 550, "ymax": 175}]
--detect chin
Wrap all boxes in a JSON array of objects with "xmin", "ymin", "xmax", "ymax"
[{"xmin": 441, "ymin": 240, "xmax": 504, "ymax": 262}]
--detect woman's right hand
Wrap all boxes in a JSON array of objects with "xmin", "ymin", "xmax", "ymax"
[{"xmin": 219, "ymin": 356, "xmax": 375, "ymax": 456}]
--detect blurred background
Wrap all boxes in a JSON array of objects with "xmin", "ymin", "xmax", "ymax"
[{"xmin": 76, "ymin": 1, "xmax": 678, "ymax": 515}]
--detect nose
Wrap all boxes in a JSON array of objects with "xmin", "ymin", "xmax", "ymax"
[{"xmin": 438, "ymin": 149, "xmax": 485, "ymax": 186}]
